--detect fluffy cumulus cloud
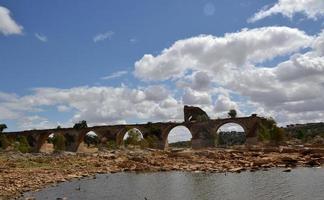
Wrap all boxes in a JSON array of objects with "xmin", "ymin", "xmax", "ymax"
[
  {"xmin": 134, "ymin": 26, "xmax": 324, "ymax": 125},
  {"xmin": 0, "ymin": 86, "xmax": 182, "ymax": 130},
  {"xmin": 248, "ymin": 0, "xmax": 324, "ymax": 23},
  {"xmin": 134, "ymin": 26, "xmax": 312, "ymax": 81},
  {"xmin": 1, "ymin": 24, "xmax": 324, "ymax": 130},
  {"xmin": 0, "ymin": 5, "xmax": 23, "ymax": 35}
]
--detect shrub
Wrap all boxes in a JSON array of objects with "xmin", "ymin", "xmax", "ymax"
[
  {"xmin": 196, "ymin": 115, "xmax": 209, "ymax": 122},
  {"xmin": 124, "ymin": 129, "xmax": 142, "ymax": 147},
  {"xmin": 84, "ymin": 134, "xmax": 99, "ymax": 147},
  {"xmin": 228, "ymin": 109, "xmax": 237, "ymax": 118},
  {"xmin": 258, "ymin": 124, "xmax": 271, "ymax": 142},
  {"xmin": 258, "ymin": 118, "xmax": 285, "ymax": 144},
  {"xmin": 73, "ymin": 120, "xmax": 88, "ymax": 129},
  {"xmin": 296, "ymin": 130, "xmax": 306, "ymax": 140},
  {"xmin": 270, "ymin": 127, "xmax": 285, "ymax": 144},
  {"xmin": 15, "ymin": 136, "xmax": 31, "ymax": 153},
  {"xmin": 53, "ymin": 135, "xmax": 66, "ymax": 151},
  {"xmin": 139, "ymin": 139, "xmax": 149, "ymax": 149},
  {"xmin": 106, "ymin": 140, "xmax": 117, "ymax": 150},
  {"xmin": 145, "ymin": 135, "xmax": 159, "ymax": 148},
  {"xmin": 0, "ymin": 134, "xmax": 10, "ymax": 150}
]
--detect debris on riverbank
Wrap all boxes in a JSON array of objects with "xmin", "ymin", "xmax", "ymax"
[{"xmin": 0, "ymin": 145, "xmax": 323, "ymax": 199}]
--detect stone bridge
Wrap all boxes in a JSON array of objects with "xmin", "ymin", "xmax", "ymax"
[{"xmin": 4, "ymin": 106, "xmax": 265, "ymax": 152}]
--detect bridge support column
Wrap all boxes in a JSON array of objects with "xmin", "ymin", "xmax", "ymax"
[
  {"xmin": 191, "ymin": 138, "xmax": 214, "ymax": 149},
  {"xmin": 152, "ymin": 140, "xmax": 166, "ymax": 150},
  {"xmin": 245, "ymin": 136, "xmax": 258, "ymax": 145}
]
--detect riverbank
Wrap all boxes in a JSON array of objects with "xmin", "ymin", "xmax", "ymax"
[{"xmin": 0, "ymin": 145, "xmax": 323, "ymax": 199}]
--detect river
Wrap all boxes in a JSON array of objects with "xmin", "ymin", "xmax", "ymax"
[{"xmin": 22, "ymin": 168, "xmax": 324, "ymax": 200}]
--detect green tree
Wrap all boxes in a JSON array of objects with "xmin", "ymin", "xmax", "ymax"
[
  {"xmin": 53, "ymin": 134, "xmax": 66, "ymax": 151},
  {"xmin": 228, "ymin": 109, "xmax": 237, "ymax": 118},
  {"xmin": 15, "ymin": 136, "xmax": 31, "ymax": 153},
  {"xmin": 0, "ymin": 124, "xmax": 7, "ymax": 132},
  {"xmin": 73, "ymin": 120, "xmax": 88, "ymax": 129},
  {"xmin": 0, "ymin": 124, "xmax": 9, "ymax": 149},
  {"xmin": 0, "ymin": 134, "xmax": 10, "ymax": 150},
  {"xmin": 258, "ymin": 118, "xmax": 285, "ymax": 145},
  {"xmin": 124, "ymin": 129, "xmax": 142, "ymax": 146}
]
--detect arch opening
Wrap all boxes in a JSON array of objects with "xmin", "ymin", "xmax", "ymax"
[
  {"xmin": 166, "ymin": 126, "xmax": 192, "ymax": 149},
  {"xmin": 215, "ymin": 123, "xmax": 246, "ymax": 147},
  {"xmin": 123, "ymin": 128, "xmax": 144, "ymax": 148},
  {"xmin": 78, "ymin": 131, "xmax": 99, "ymax": 153},
  {"xmin": 40, "ymin": 133, "xmax": 55, "ymax": 153}
]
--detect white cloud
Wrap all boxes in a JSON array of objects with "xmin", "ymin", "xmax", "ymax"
[
  {"xmin": 0, "ymin": 86, "xmax": 183, "ymax": 130},
  {"xmin": 0, "ymin": 5, "xmax": 23, "ymax": 35},
  {"xmin": 182, "ymin": 89, "xmax": 212, "ymax": 105},
  {"xmin": 134, "ymin": 26, "xmax": 312, "ymax": 81},
  {"xmin": 176, "ymin": 71, "xmax": 212, "ymax": 91},
  {"xmin": 2, "ymin": 26, "xmax": 324, "ymax": 130},
  {"xmin": 93, "ymin": 31, "xmax": 114, "ymax": 43},
  {"xmin": 248, "ymin": 0, "xmax": 324, "ymax": 23},
  {"xmin": 34, "ymin": 33, "xmax": 47, "ymax": 42},
  {"xmin": 134, "ymin": 27, "xmax": 324, "ymax": 125},
  {"xmin": 101, "ymin": 70, "xmax": 128, "ymax": 80}
]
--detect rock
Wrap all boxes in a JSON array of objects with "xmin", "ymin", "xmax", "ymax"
[
  {"xmin": 281, "ymin": 156, "xmax": 298, "ymax": 164},
  {"xmin": 229, "ymin": 167, "xmax": 244, "ymax": 173},
  {"xmin": 305, "ymin": 159, "xmax": 320, "ymax": 167},
  {"xmin": 283, "ymin": 168, "xmax": 292, "ymax": 172}
]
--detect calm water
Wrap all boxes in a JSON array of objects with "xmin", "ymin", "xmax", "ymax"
[{"xmin": 23, "ymin": 168, "xmax": 324, "ymax": 200}]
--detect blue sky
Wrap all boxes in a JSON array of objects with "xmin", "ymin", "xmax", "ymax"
[{"xmin": 1, "ymin": 0, "xmax": 324, "ymax": 131}]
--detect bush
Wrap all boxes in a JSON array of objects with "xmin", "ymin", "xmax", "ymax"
[
  {"xmin": 106, "ymin": 140, "xmax": 117, "ymax": 150},
  {"xmin": 258, "ymin": 118, "xmax": 285, "ymax": 144},
  {"xmin": 296, "ymin": 130, "xmax": 306, "ymax": 140},
  {"xmin": 73, "ymin": 120, "xmax": 88, "ymax": 129},
  {"xmin": 270, "ymin": 127, "xmax": 285, "ymax": 144},
  {"xmin": 53, "ymin": 135, "xmax": 66, "ymax": 151},
  {"xmin": 15, "ymin": 136, "xmax": 31, "ymax": 153},
  {"xmin": 139, "ymin": 139, "xmax": 149, "ymax": 149},
  {"xmin": 145, "ymin": 135, "xmax": 159, "ymax": 148},
  {"xmin": 196, "ymin": 115, "xmax": 209, "ymax": 122},
  {"xmin": 0, "ymin": 134, "xmax": 10, "ymax": 150},
  {"xmin": 124, "ymin": 129, "xmax": 142, "ymax": 147},
  {"xmin": 84, "ymin": 134, "xmax": 99, "ymax": 147}
]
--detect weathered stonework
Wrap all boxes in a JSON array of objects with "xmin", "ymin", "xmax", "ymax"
[{"xmin": 4, "ymin": 107, "xmax": 265, "ymax": 152}]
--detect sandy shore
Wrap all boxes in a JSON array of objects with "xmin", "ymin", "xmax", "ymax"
[{"xmin": 0, "ymin": 145, "xmax": 323, "ymax": 199}]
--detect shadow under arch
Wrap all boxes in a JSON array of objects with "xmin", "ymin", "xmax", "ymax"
[{"xmin": 164, "ymin": 125, "xmax": 193, "ymax": 149}]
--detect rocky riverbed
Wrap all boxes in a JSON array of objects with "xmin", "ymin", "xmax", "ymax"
[{"xmin": 0, "ymin": 145, "xmax": 323, "ymax": 199}]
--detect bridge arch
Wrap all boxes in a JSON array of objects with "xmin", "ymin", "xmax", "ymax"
[
  {"xmin": 77, "ymin": 131, "xmax": 99, "ymax": 152},
  {"xmin": 39, "ymin": 133, "xmax": 55, "ymax": 153},
  {"xmin": 117, "ymin": 127, "xmax": 145, "ymax": 146},
  {"xmin": 214, "ymin": 121, "xmax": 247, "ymax": 146},
  {"xmin": 213, "ymin": 120, "xmax": 248, "ymax": 135},
  {"xmin": 163, "ymin": 125, "xmax": 193, "ymax": 149}
]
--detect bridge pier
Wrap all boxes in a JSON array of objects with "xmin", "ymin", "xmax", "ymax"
[{"xmin": 191, "ymin": 138, "xmax": 214, "ymax": 149}]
